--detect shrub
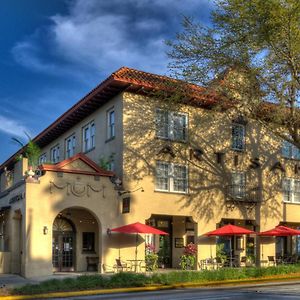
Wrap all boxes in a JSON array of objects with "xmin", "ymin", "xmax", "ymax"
[
  {"xmin": 179, "ymin": 243, "xmax": 197, "ymax": 270},
  {"xmin": 12, "ymin": 264, "xmax": 300, "ymax": 295}
]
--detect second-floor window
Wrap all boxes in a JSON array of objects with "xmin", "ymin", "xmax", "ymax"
[
  {"xmin": 50, "ymin": 145, "xmax": 60, "ymax": 163},
  {"xmin": 83, "ymin": 121, "xmax": 95, "ymax": 152},
  {"xmin": 282, "ymin": 140, "xmax": 300, "ymax": 160},
  {"xmin": 230, "ymin": 172, "xmax": 246, "ymax": 198},
  {"xmin": 156, "ymin": 109, "xmax": 187, "ymax": 142},
  {"xmin": 232, "ymin": 123, "xmax": 245, "ymax": 151},
  {"xmin": 65, "ymin": 135, "xmax": 76, "ymax": 159},
  {"xmin": 107, "ymin": 108, "xmax": 115, "ymax": 139},
  {"xmin": 38, "ymin": 153, "xmax": 47, "ymax": 165},
  {"xmin": 155, "ymin": 161, "xmax": 188, "ymax": 193},
  {"xmin": 283, "ymin": 178, "xmax": 300, "ymax": 203}
]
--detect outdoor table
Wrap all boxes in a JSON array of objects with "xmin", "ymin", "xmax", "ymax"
[
  {"xmin": 199, "ymin": 259, "xmax": 216, "ymax": 270},
  {"xmin": 127, "ymin": 259, "xmax": 144, "ymax": 272},
  {"xmin": 224, "ymin": 257, "xmax": 239, "ymax": 267},
  {"xmin": 260, "ymin": 260, "xmax": 268, "ymax": 267}
]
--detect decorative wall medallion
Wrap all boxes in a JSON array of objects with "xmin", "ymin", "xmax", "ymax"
[{"xmin": 71, "ymin": 182, "xmax": 86, "ymax": 197}]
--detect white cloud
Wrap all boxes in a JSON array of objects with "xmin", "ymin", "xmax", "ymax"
[
  {"xmin": 0, "ymin": 115, "xmax": 31, "ymax": 138},
  {"xmin": 11, "ymin": 0, "xmax": 214, "ymax": 78}
]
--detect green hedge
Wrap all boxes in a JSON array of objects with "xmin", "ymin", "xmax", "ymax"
[{"xmin": 13, "ymin": 264, "xmax": 300, "ymax": 295}]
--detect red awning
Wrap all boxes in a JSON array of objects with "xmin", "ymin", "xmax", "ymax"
[
  {"xmin": 206, "ymin": 224, "xmax": 255, "ymax": 236},
  {"xmin": 110, "ymin": 222, "xmax": 168, "ymax": 235}
]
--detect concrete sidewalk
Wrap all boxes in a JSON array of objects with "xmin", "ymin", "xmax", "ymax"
[{"xmin": 0, "ymin": 272, "xmax": 98, "ymax": 288}]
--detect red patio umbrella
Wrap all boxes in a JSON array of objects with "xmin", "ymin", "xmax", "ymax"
[
  {"xmin": 258, "ymin": 225, "xmax": 300, "ymax": 259},
  {"xmin": 259, "ymin": 225, "xmax": 300, "ymax": 236},
  {"xmin": 110, "ymin": 222, "xmax": 168, "ymax": 271},
  {"xmin": 111, "ymin": 222, "xmax": 169, "ymax": 235},
  {"xmin": 205, "ymin": 224, "xmax": 255, "ymax": 267},
  {"xmin": 276, "ymin": 225, "xmax": 300, "ymax": 235},
  {"xmin": 206, "ymin": 224, "xmax": 255, "ymax": 236}
]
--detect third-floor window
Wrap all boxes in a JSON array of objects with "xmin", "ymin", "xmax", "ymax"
[
  {"xmin": 82, "ymin": 121, "xmax": 95, "ymax": 152},
  {"xmin": 156, "ymin": 109, "xmax": 187, "ymax": 142},
  {"xmin": 231, "ymin": 123, "xmax": 245, "ymax": 151},
  {"xmin": 50, "ymin": 145, "xmax": 60, "ymax": 163},
  {"xmin": 283, "ymin": 178, "xmax": 300, "ymax": 203},
  {"xmin": 65, "ymin": 134, "xmax": 76, "ymax": 159},
  {"xmin": 282, "ymin": 140, "xmax": 300, "ymax": 160},
  {"xmin": 107, "ymin": 108, "xmax": 115, "ymax": 139}
]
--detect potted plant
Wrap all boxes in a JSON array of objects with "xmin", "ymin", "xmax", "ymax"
[
  {"xmin": 145, "ymin": 243, "xmax": 158, "ymax": 271},
  {"xmin": 179, "ymin": 243, "xmax": 197, "ymax": 270}
]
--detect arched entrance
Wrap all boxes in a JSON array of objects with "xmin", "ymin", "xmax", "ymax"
[
  {"xmin": 52, "ymin": 207, "xmax": 101, "ymax": 272},
  {"xmin": 52, "ymin": 216, "xmax": 75, "ymax": 272}
]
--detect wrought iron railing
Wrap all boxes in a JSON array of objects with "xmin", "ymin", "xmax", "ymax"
[{"xmin": 226, "ymin": 185, "xmax": 261, "ymax": 203}]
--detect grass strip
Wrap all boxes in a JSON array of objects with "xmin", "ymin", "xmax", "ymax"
[{"xmin": 7, "ymin": 264, "xmax": 300, "ymax": 296}]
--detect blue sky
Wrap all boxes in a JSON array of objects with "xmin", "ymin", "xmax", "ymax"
[{"xmin": 0, "ymin": 0, "xmax": 213, "ymax": 163}]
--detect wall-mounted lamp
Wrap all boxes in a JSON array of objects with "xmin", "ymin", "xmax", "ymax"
[
  {"xmin": 107, "ymin": 228, "xmax": 112, "ymax": 236},
  {"xmin": 118, "ymin": 187, "xmax": 144, "ymax": 196},
  {"xmin": 43, "ymin": 226, "xmax": 48, "ymax": 235}
]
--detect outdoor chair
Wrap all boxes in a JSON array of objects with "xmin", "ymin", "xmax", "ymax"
[
  {"xmin": 214, "ymin": 257, "xmax": 224, "ymax": 269},
  {"xmin": 240, "ymin": 256, "xmax": 247, "ymax": 267},
  {"xmin": 114, "ymin": 259, "xmax": 129, "ymax": 272},
  {"xmin": 86, "ymin": 256, "xmax": 99, "ymax": 271},
  {"xmin": 102, "ymin": 264, "xmax": 116, "ymax": 274},
  {"xmin": 267, "ymin": 256, "xmax": 276, "ymax": 266}
]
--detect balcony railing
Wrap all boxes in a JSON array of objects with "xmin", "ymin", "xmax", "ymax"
[{"xmin": 226, "ymin": 185, "xmax": 261, "ymax": 203}]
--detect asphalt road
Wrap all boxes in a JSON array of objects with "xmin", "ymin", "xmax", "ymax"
[{"xmin": 53, "ymin": 282, "xmax": 300, "ymax": 300}]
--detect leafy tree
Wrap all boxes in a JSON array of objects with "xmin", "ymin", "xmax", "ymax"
[
  {"xmin": 167, "ymin": 0, "xmax": 300, "ymax": 148},
  {"xmin": 12, "ymin": 132, "xmax": 41, "ymax": 169}
]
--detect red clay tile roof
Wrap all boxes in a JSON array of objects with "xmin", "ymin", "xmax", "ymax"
[{"xmin": 0, "ymin": 67, "xmax": 219, "ymax": 171}]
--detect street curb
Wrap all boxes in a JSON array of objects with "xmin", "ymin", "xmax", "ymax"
[{"xmin": 2, "ymin": 275, "xmax": 300, "ymax": 299}]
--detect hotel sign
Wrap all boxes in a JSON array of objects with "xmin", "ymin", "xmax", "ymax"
[{"xmin": 9, "ymin": 192, "xmax": 25, "ymax": 204}]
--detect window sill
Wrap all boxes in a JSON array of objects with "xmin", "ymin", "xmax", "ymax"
[
  {"xmin": 82, "ymin": 251, "xmax": 96, "ymax": 254},
  {"xmin": 283, "ymin": 201, "xmax": 300, "ymax": 205},
  {"xmin": 154, "ymin": 189, "xmax": 189, "ymax": 195},
  {"xmin": 282, "ymin": 156, "xmax": 300, "ymax": 162},
  {"xmin": 231, "ymin": 148, "xmax": 246, "ymax": 153},
  {"xmin": 155, "ymin": 136, "xmax": 187, "ymax": 144},
  {"xmin": 83, "ymin": 147, "xmax": 95, "ymax": 154},
  {"xmin": 105, "ymin": 136, "xmax": 115, "ymax": 143}
]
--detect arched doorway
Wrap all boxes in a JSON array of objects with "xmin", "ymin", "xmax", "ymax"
[
  {"xmin": 52, "ymin": 216, "xmax": 75, "ymax": 272},
  {"xmin": 52, "ymin": 207, "xmax": 101, "ymax": 272}
]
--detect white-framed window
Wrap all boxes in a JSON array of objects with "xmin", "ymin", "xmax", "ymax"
[
  {"xmin": 107, "ymin": 108, "xmax": 115, "ymax": 139},
  {"xmin": 231, "ymin": 123, "xmax": 245, "ymax": 151},
  {"xmin": 65, "ymin": 134, "xmax": 76, "ymax": 159},
  {"xmin": 156, "ymin": 109, "xmax": 188, "ymax": 142},
  {"xmin": 231, "ymin": 172, "xmax": 246, "ymax": 198},
  {"xmin": 38, "ymin": 153, "xmax": 47, "ymax": 165},
  {"xmin": 82, "ymin": 121, "xmax": 95, "ymax": 152},
  {"xmin": 282, "ymin": 140, "xmax": 300, "ymax": 160},
  {"xmin": 50, "ymin": 145, "xmax": 60, "ymax": 163},
  {"xmin": 283, "ymin": 178, "xmax": 300, "ymax": 203},
  {"xmin": 155, "ymin": 161, "xmax": 188, "ymax": 193}
]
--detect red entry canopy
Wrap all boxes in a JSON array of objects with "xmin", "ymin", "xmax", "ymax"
[
  {"xmin": 110, "ymin": 222, "xmax": 168, "ymax": 235},
  {"xmin": 206, "ymin": 224, "xmax": 255, "ymax": 236}
]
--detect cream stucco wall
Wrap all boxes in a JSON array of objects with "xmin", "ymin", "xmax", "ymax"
[
  {"xmin": 1, "ymin": 89, "xmax": 300, "ymax": 277},
  {"xmin": 38, "ymin": 93, "xmax": 124, "ymax": 178},
  {"xmin": 122, "ymin": 92, "xmax": 300, "ymax": 263}
]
